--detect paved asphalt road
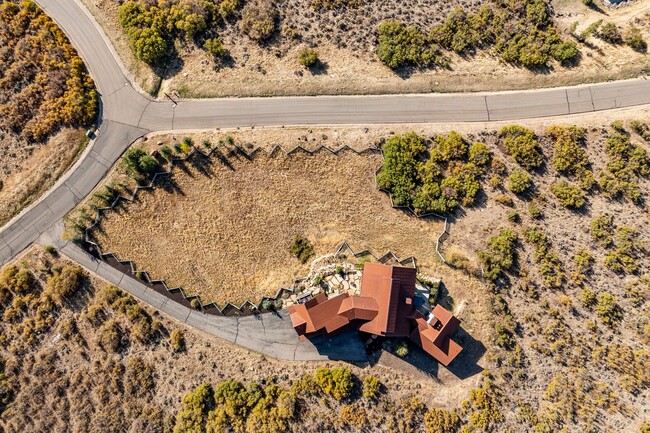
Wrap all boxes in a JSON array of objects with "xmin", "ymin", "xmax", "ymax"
[{"xmin": 1, "ymin": 0, "xmax": 650, "ymax": 358}]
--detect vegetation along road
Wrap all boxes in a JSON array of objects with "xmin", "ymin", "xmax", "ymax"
[{"xmin": 1, "ymin": 0, "xmax": 650, "ymax": 353}]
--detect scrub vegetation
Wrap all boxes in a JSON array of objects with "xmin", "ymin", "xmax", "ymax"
[
  {"xmin": 84, "ymin": 0, "xmax": 650, "ymax": 97},
  {"xmin": 0, "ymin": 0, "xmax": 96, "ymax": 225}
]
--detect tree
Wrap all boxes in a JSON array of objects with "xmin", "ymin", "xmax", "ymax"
[{"xmin": 299, "ymin": 47, "xmax": 319, "ymax": 67}]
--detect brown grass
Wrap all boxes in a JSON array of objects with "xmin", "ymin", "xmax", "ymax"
[
  {"xmin": 91, "ymin": 148, "xmax": 447, "ymax": 305},
  {"xmin": 0, "ymin": 128, "xmax": 87, "ymax": 226}
]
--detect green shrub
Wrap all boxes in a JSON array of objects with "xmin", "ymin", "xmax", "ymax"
[
  {"xmin": 597, "ymin": 22, "xmax": 622, "ymax": 44},
  {"xmin": 499, "ymin": 125, "xmax": 543, "ymax": 170},
  {"xmin": 190, "ymin": 299, "xmax": 201, "ymax": 310},
  {"xmin": 630, "ymin": 120, "xmax": 650, "ymax": 141},
  {"xmin": 580, "ymin": 287, "xmax": 596, "ymax": 308},
  {"xmin": 377, "ymin": 132, "xmax": 426, "ymax": 206},
  {"xmin": 574, "ymin": 249, "xmax": 595, "ymax": 275},
  {"xmin": 424, "ymin": 408, "xmax": 461, "ymax": 433},
  {"xmin": 623, "ymin": 26, "xmax": 647, "ymax": 52},
  {"xmin": 170, "ymin": 329, "xmax": 185, "ymax": 352},
  {"xmin": 362, "ymin": 376, "xmax": 381, "ymax": 399},
  {"xmin": 507, "ymin": 169, "xmax": 533, "ymax": 194},
  {"xmin": 138, "ymin": 155, "xmax": 159, "ymax": 173},
  {"xmin": 299, "ymin": 47, "xmax": 319, "ymax": 67},
  {"xmin": 240, "ymin": 0, "xmax": 277, "ymax": 41},
  {"xmin": 469, "ymin": 142, "xmax": 492, "ymax": 168},
  {"xmin": 595, "ymin": 292, "xmax": 621, "ymax": 327},
  {"xmin": 547, "ymin": 126, "xmax": 589, "ymax": 177},
  {"xmin": 376, "ymin": 20, "xmax": 446, "ymax": 69},
  {"xmin": 289, "ymin": 236, "xmax": 314, "ymax": 264},
  {"xmin": 578, "ymin": 19, "xmax": 602, "ymax": 41},
  {"xmin": 590, "ymin": 215, "xmax": 614, "ymax": 247},
  {"xmin": 204, "ymin": 38, "xmax": 227, "ymax": 58},
  {"xmin": 174, "ymin": 383, "xmax": 215, "ymax": 432},
  {"xmin": 160, "ymin": 145, "xmax": 173, "ymax": 160},
  {"xmin": 218, "ymin": 0, "xmax": 242, "ymax": 19},
  {"xmin": 528, "ymin": 202, "xmax": 543, "ymax": 219},
  {"xmin": 314, "ymin": 367, "xmax": 354, "ymax": 400},
  {"xmin": 550, "ymin": 180, "xmax": 585, "ymax": 209},
  {"xmin": 478, "ymin": 229, "xmax": 518, "ymax": 282},
  {"xmin": 395, "ymin": 340, "xmax": 409, "ymax": 357},
  {"xmin": 47, "ymin": 266, "xmax": 84, "ymax": 303},
  {"xmin": 604, "ymin": 226, "xmax": 643, "ymax": 274},
  {"xmin": 0, "ymin": 265, "xmax": 35, "ymax": 294}
]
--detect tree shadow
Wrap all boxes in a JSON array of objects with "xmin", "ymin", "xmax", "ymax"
[
  {"xmin": 308, "ymin": 61, "xmax": 329, "ymax": 76},
  {"xmin": 188, "ymin": 151, "xmax": 216, "ymax": 178}
]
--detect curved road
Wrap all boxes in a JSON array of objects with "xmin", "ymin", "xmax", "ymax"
[{"xmin": 1, "ymin": 0, "xmax": 650, "ymax": 359}]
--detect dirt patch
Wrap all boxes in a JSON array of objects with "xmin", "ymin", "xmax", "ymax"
[{"xmin": 82, "ymin": 0, "xmax": 650, "ymax": 97}]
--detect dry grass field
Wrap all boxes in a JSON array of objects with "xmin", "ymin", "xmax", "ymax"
[
  {"xmin": 83, "ymin": 0, "xmax": 650, "ymax": 97},
  {"xmin": 91, "ymin": 147, "xmax": 447, "ymax": 305},
  {"xmin": 77, "ymin": 113, "xmax": 650, "ymax": 431}
]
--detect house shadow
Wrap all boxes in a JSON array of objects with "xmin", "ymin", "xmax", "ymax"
[
  {"xmin": 307, "ymin": 329, "xmax": 370, "ymax": 362},
  {"xmin": 306, "ymin": 325, "xmax": 485, "ymax": 380}
]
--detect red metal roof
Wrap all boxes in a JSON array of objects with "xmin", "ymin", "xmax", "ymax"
[{"xmin": 288, "ymin": 263, "xmax": 463, "ymax": 366}]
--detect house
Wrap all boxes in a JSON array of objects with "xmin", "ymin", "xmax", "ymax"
[{"xmin": 288, "ymin": 262, "xmax": 463, "ymax": 366}]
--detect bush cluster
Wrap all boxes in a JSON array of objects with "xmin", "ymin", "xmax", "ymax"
[
  {"xmin": 550, "ymin": 180, "xmax": 586, "ymax": 209},
  {"xmin": 478, "ymin": 229, "xmax": 518, "ymax": 282},
  {"xmin": 499, "ymin": 125, "xmax": 544, "ymax": 170},
  {"xmin": 604, "ymin": 226, "xmax": 644, "ymax": 274},
  {"xmin": 118, "ymin": 0, "xmax": 242, "ymax": 65},
  {"xmin": 298, "ymin": 47, "xmax": 319, "ymax": 67},
  {"xmin": 288, "ymin": 236, "xmax": 314, "ymax": 264},
  {"xmin": 547, "ymin": 125, "xmax": 593, "ymax": 189},
  {"xmin": 377, "ymin": 131, "xmax": 491, "ymax": 214},
  {"xmin": 598, "ymin": 131, "xmax": 649, "ymax": 203},
  {"xmin": 623, "ymin": 26, "xmax": 647, "ymax": 52},
  {"xmin": 377, "ymin": 1, "xmax": 578, "ymax": 70},
  {"xmin": 314, "ymin": 367, "xmax": 354, "ymax": 400},
  {"xmin": 240, "ymin": 0, "xmax": 277, "ymax": 41},
  {"xmin": 507, "ymin": 169, "xmax": 533, "ymax": 194},
  {"xmin": 0, "ymin": 1, "xmax": 97, "ymax": 142},
  {"xmin": 123, "ymin": 147, "xmax": 160, "ymax": 177},
  {"xmin": 524, "ymin": 227, "xmax": 564, "ymax": 290},
  {"xmin": 630, "ymin": 120, "xmax": 650, "ymax": 141}
]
